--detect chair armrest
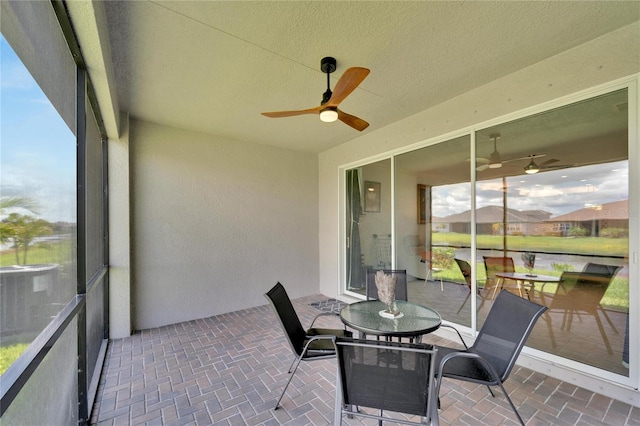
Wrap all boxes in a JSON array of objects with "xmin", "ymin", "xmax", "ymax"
[
  {"xmin": 435, "ymin": 350, "xmax": 503, "ymax": 398},
  {"xmin": 309, "ymin": 311, "xmax": 345, "ymax": 329},
  {"xmin": 300, "ymin": 334, "xmax": 338, "ymax": 355},
  {"xmin": 438, "ymin": 324, "xmax": 469, "ymax": 349},
  {"xmin": 437, "ymin": 351, "xmax": 502, "ymax": 384}
]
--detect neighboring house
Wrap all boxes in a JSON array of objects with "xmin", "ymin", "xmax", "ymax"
[
  {"xmin": 433, "ymin": 205, "xmax": 553, "ymax": 236},
  {"xmin": 432, "ymin": 200, "xmax": 629, "ymax": 237},
  {"xmin": 546, "ymin": 199, "xmax": 629, "ymax": 236}
]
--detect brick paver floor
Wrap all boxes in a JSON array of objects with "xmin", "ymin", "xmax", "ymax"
[{"xmin": 90, "ymin": 293, "xmax": 639, "ymax": 425}]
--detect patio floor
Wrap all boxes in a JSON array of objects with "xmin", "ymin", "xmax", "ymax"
[{"xmin": 90, "ymin": 290, "xmax": 639, "ymax": 425}]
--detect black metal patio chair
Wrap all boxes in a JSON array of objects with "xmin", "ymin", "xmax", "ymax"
[
  {"xmin": 544, "ymin": 268, "xmax": 621, "ymax": 354},
  {"xmin": 434, "ymin": 290, "xmax": 547, "ymax": 426},
  {"xmin": 454, "ymin": 258, "xmax": 491, "ymax": 315},
  {"xmin": 264, "ymin": 282, "xmax": 352, "ymax": 409},
  {"xmin": 333, "ymin": 337, "xmax": 439, "ymax": 425}
]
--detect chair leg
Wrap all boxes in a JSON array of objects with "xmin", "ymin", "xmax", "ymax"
[
  {"xmin": 285, "ymin": 356, "xmax": 297, "ymax": 373},
  {"xmin": 593, "ymin": 312, "xmax": 614, "ymax": 354},
  {"xmin": 456, "ymin": 291, "xmax": 471, "ymax": 315},
  {"xmin": 334, "ymin": 368, "xmax": 343, "ymax": 424},
  {"xmin": 497, "ymin": 382, "xmax": 525, "ymax": 426},
  {"xmin": 598, "ymin": 304, "xmax": 619, "ymax": 334},
  {"xmin": 543, "ymin": 312, "xmax": 557, "ymax": 348},
  {"xmin": 275, "ymin": 355, "xmax": 303, "ymax": 409}
]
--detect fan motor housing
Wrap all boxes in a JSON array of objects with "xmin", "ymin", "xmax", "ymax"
[{"xmin": 321, "ymin": 57, "xmax": 336, "ymax": 74}]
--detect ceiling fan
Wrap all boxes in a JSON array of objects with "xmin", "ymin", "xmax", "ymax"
[
  {"xmin": 475, "ymin": 133, "xmax": 523, "ymax": 171},
  {"xmin": 522, "ymin": 156, "xmax": 572, "ymax": 174},
  {"xmin": 476, "ymin": 133, "xmax": 551, "ymax": 172},
  {"xmin": 261, "ymin": 57, "xmax": 370, "ymax": 131}
]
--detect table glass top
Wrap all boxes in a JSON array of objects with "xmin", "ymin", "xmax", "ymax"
[
  {"xmin": 495, "ymin": 272, "xmax": 561, "ymax": 282},
  {"xmin": 339, "ymin": 300, "xmax": 441, "ymax": 337}
]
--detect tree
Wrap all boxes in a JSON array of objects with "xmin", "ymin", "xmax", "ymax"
[
  {"xmin": 0, "ymin": 196, "xmax": 40, "ymax": 215},
  {"xmin": 2, "ymin": 213, "xmax": 52, "ymax": 264}
]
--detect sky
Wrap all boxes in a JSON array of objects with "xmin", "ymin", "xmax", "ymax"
[
  {"xmin": 1, "ymin": 34, "xmax": 77, "ymax": 223},
  {"xmin": 432, "ymin": 160, "xmax": 629, "ymax": 219}
]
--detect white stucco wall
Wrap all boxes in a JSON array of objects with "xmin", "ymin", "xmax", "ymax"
[
  {"xmin": 319, "ymin": 21, "xmax": 640, "ymax": 298},
  {"xmin": 318, "ymin": 22, "xmax": 640, "ymax": 405},
  {"xmin": 108, "ymin": 114, "xmax": 132, "ymax": 338},
  {"xmin": 130, "ymin": 119, "xmax": 318, "ymax": 330}
]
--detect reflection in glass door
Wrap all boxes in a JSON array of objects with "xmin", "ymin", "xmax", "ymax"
[
  {"xmin": 345, "ymin": 87, "xmax": 631, "ymax": 378},
  {"xmin": 395, "ymin": 136, "xmax": 472, "ymax": 326},
  {"xmin": 475, "ymin": 89, "xmax": 629, "ymax": 376},
  {"xmin": 346, "ymin": 159, "xmax": 391, "ymax": 295}
]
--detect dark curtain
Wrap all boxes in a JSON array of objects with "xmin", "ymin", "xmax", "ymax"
[{"xmin": 346, "ymin": 169, "xmax": 363, "ymax": 289}]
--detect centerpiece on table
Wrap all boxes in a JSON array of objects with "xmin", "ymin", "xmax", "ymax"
[
  {"xmin": 375, "ymin": 270, "xmax": 403, "ymax": 319},
  {"xmin": 522, "ymin": 252, "xmax": 536, "ymax": 277}
]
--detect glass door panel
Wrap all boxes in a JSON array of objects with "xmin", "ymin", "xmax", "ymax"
[
  {"xmin": 394, "ymin": 135, "xmax": 472, "ymax": 326},
  {"xmin": 475, "ymin": 89, "xmax": 629, "ymax": 376},
  {"xmin": 346, "ymin": 159, "xmax": 391, "ymax": 296}
]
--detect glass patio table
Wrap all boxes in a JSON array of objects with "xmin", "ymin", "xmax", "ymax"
[
  {"xmin": 339, "ymin": 300, "xmax": 441, "ymax": 342},
  {"xmin": 495, "ymin": 271, "xmax": 562, "ymax": 299}
]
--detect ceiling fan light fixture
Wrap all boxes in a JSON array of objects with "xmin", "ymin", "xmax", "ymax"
[
  {"xmin": 525, "ymin": 159, "xmax": 540, "ymax": 174},
  {"xmin": 319, "ymin": 107, "xmax": 338, "ymax": 123}
]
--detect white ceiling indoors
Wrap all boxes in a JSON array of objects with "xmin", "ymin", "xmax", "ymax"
[{"xmin": 100, "ymin": 1, "xmax": 640, "ymax": 154}]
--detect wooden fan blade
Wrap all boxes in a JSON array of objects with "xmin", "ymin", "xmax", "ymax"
[
  {"xmin": 476, "ymin": 164, "xmax": 490, "ymax": 172},
  {"xmin": 338, "ymin": 109, "xmax": 369, "ymax": 131},
  {"xmin": 326, "ymin": 67, "xmax": 370, "ymax": 107},
  {"xmin": 261, "ymin": 106, "xmax": 322, "ymax": 118}
]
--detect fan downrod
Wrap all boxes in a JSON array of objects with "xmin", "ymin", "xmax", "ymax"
[{"xmin": 320, "ymin": 57, "xmax": 337, "ymax": 104}]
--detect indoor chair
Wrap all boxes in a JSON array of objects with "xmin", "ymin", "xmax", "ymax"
[
  {"xmin": 483, "ymin": 256, "xmax": 526, "ymax": 299},
  {"xmin": 454, "ymin": 258, "xmax": 490, "ymax": 315},
  {"xmin": 545, "ymin": 270, "xmax": 620, "ymax": 354}
]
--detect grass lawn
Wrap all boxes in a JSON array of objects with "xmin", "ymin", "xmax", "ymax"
[
  {"xmin": 430, "ymin": 232, "xmax": 629, "ymax": 311},
  {"xmin": 0, "ymin": 343, "xmax": 30, "ymax": 375},
  {"xmin": 1, "ymin": 239, "xmax": 74, "ymax": 375}
]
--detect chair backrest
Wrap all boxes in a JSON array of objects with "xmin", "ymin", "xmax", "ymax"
[
  {"xmin": 334, "ymin": 337, "xmax": 437, "ymax": 421},
  {"xmin": 582, "ymin": 262, "xmax": 622, "ymax": 280},
  {"xmin": 454, "ymin": 258, "xmax": 472, "ymax": 287},
  {"xmin": 483, "ymin": 256, "xmax": 515, "ymax": 282},
  {"xmin": 472, "ymin": 290, "xmax": 547, "ymax": 382},
  {"xmin": 552, "ymin": 271, "xmax": 615, "ymax": 311},
  {"xmin": 264, "ymin": 282, "xmax": 307, "ymax": 356},
  {"xmin": 365, "ymin": 269, "xmax": 408, "ymax": 301}
]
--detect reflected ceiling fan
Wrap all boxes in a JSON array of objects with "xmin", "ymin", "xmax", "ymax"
[
  {"xmin": 522, "ymin": 155, "xmax": 571, "ymax": 174},
  {"xmin": 261, "ymin": 57, "xmax": 370, "ymax": 131},
  {"xmin": 476, "ymin": 133, "xmax": 550, "ymax": 172}
]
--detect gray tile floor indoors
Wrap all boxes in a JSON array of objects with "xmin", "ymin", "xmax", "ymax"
[{"xmin": 90, "ymin": 288, "xmax": 639, "ymax": 425}]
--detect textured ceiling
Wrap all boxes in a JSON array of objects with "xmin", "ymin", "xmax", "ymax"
[{"xmin": 101, "ymin": 1, "xmax": 639, "ymax": 153}]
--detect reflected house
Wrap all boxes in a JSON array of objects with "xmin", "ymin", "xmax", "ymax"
[
  {"xmin": 433, "ymin": 206, "xmax": 553, "ymax": 236},
  {"xmin": 433, "ymin": 200, "xmax": 629, "ymax": 237},
  {"xmin": 546, "ymin": 199, "xmax": 629, "ymax": 237}
]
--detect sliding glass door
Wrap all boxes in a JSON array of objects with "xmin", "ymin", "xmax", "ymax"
[
  {"xmin": 345, "ymin": 86, "xmax": 632, "ymax": 378},
  {"xmin": 474, "ymin": 89, "xmax": 629, "ymax": 375}
]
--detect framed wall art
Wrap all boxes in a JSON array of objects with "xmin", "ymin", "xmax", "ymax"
[{"xmin": 417, "ymin": 184, "xmax": 427, "ymax": 224}]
